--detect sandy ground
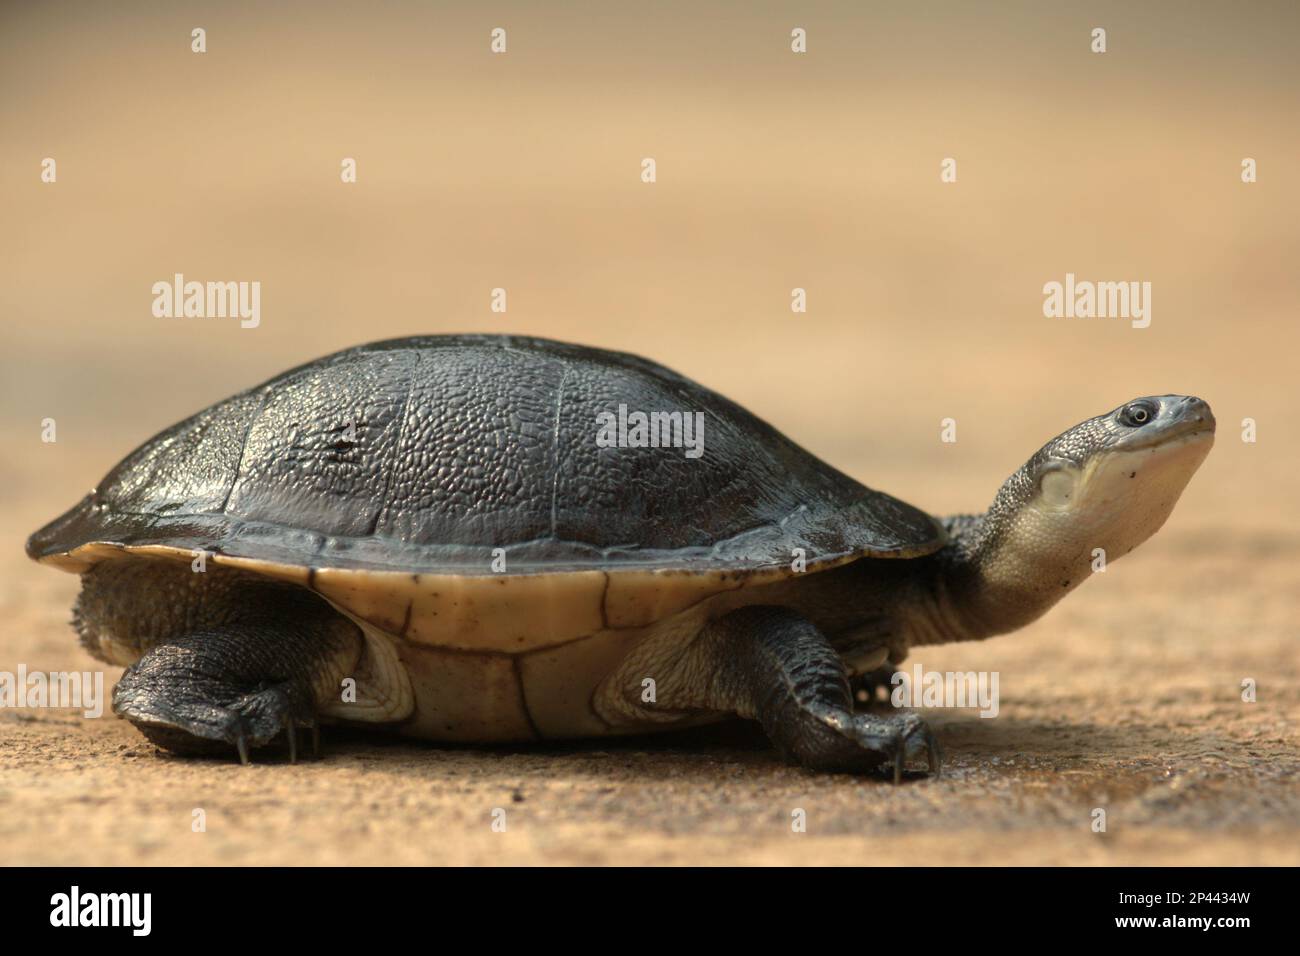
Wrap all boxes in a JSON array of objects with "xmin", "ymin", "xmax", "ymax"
[
  {"xmin": 3, "ymin": 466, "xmax": 1297, "ymax": 865},
  {"xmin": 2, "ymin": 2, "xmax": 1298, "ymax": 865}
]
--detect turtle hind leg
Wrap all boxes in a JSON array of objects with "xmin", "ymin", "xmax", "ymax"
[
  {"xmin": 704, "ymin": 606, "xmax": 940, "ymax": 778},
  {"xmin": 114, "ymin": 634, "xmax": 318, "ymax": 762},
  {"xmin": 112, "ymin": 587, "xmax": 362, "ymax": 763}
]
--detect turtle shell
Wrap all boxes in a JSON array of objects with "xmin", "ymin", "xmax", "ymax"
[{"xmin": 28, "ymin": 335, "xmax": 942, "ymax": 649}]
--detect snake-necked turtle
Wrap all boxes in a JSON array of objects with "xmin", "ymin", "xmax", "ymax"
[{"xmin": 26, "ymin": 335, "xmax": 1215, "ymax": 777}]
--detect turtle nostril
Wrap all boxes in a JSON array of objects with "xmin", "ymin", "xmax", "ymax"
[{"xmin": 1179, "ymin": 396, "xmax": 1216, "ymax": 431}]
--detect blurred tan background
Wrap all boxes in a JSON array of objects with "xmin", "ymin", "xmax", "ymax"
[{"xmin": 1, "ymin": 1, "xmax": 1297, "ymax": 865}]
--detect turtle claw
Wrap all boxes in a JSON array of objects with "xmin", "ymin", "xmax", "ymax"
[
  {"xmin": 215, "ymin": 683, "xmax": 316, "ymax": 764},
  {"xmin": 900, "ymin": 719, "xmax": 942, "ymax": 781},
  {"xmin": 824, "ymin": 710, "xmax": 941, "ymax": 780},
  {"xmin": 285, "ymin": 717, "xmax": 321, "ymax": 763},
  {"xmin": 286, "ymin": 718, "xmax": 322, "ymax": 764}
]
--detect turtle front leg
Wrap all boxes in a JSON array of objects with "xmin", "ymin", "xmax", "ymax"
[
  {"xmin": 112, "ymin": 589, "xmax": 362, "ymax": 763},
  {"xmin": 701, "ymin": 606, "xmax": 940, "ymax": 779}
]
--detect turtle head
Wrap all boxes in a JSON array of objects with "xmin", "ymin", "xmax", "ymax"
[
  {"xmin": 954, "ymin": 395, "xmax": 1215, "ymax": 636},
  {"xmin": 1011, "ymin": 394, "xmax": 1215, "ymax": 551}
]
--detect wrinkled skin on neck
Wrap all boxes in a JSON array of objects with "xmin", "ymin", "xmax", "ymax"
[
  {"xmin": 937, "ymin": 395, "xmax": 1215, "ymax": 641},
  {"xmin": 727, "ymin": 396, "xmax": 1215, "ymax": 667}
]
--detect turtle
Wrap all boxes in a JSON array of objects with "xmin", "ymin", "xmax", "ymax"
[{"xmin": 26, "ymin": 335, "xmax": 1215, "ymax": 778}]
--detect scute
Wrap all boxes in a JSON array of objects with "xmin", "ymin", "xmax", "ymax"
[{"xmin": 27, "ymin": 335, "xmax": 943, "ymax": 581}]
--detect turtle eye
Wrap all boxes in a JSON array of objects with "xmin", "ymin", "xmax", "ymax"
[{"xmin": 1118, "ymin": 401, "xmax": 1157, "ymax": 427}]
